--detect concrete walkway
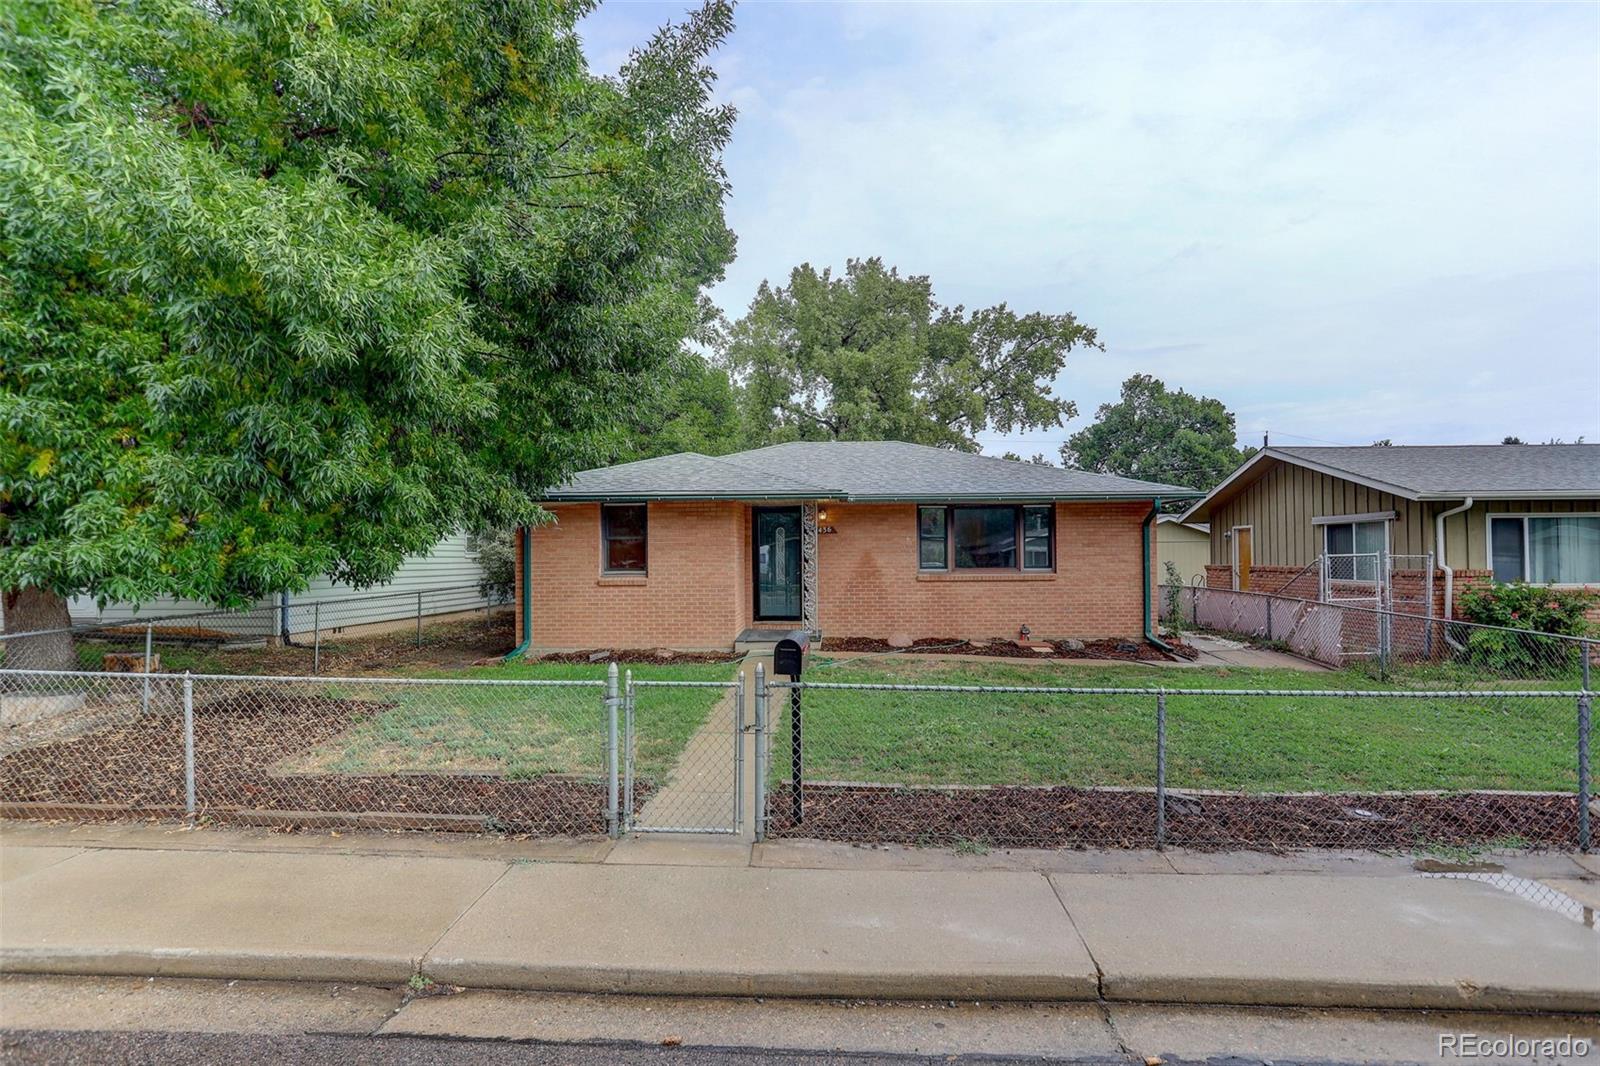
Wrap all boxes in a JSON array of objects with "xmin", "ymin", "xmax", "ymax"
[
  {"xmin": 2, "ymin": 823, "xmax": 1595, "ymax": 1012},
  {"xmin": 629, "ymin": 655, "xmax": 765, "ymax": 839}
]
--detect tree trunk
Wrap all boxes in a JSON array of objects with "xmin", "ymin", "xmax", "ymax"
[{"xmin": 2, "ymin": 586, "xmax": 76, "ymax": 671}]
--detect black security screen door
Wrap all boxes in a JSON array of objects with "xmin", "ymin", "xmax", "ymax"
[{"xmin": 754, "ymin": 507, "xmax": 802, "ymax": 621}]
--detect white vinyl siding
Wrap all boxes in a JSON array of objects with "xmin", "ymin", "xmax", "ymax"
[{"xmin": 65, "ymin": 533, "xmax": 490, "ymax": 632}]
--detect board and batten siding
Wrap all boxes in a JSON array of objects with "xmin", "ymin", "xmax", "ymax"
[
  {"xmin": 1204, "ymin": 458, "xmax": 1600, "ymax": 571},
  {"xmin": 65, "ymin": 532, "xmax": 490, "ymax": 631}
]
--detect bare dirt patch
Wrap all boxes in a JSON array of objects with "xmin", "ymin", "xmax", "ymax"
[
  {"xmin": 818, "ymin": 636, "xmax": 1193, "ymax": 662},
  {"xmin": 764, "ymin": 784, "xmax": 1578, "ymax": 851},
  {"xmin": 0, "ymin": 686, "xmax": 618, "ymax": 836},
  {"xmin": 537, "ymin": 649, "xmax": 744, "ymax": 665}
]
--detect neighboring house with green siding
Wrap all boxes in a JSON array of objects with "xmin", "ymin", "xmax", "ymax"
[
  {"xmin": 1180, "ymin": 444, "xmax": 1600, "ymax": 616},
  {"xmin": 1155, "ymin": 516, "xmax": 1210, "ymax": 587}
]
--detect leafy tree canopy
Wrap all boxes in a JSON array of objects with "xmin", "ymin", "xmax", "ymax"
[
  {"xmin": 1062, "ymin": 374, "xmax": 1252, "ymax": 493},
  {"xmin": 722, "ymin": 257, "xmax": 1097, "ymax": 450},
  {"xmin": 0, "ymin": 0, "xmax": 736, "ymax": 628},
  {"xmin": 612, "ymin": 350, "xmax": 744, "ymax": 461}
]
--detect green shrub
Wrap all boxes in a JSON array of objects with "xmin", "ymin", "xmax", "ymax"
[{"xmin": 1456, "ymin": 582, "xmax": 1595, "ymax": 678}]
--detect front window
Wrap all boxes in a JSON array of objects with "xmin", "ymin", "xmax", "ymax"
[
  {"xmin": 952, "ymin": 506, "xmax": 1017, "ymax": 569},
  {"xmin": 601, "ymin": 504, "xmax": 647, "ymax": 573},
  {"xmin": 1490, "ymin": 515, "xmax": 1600, "ymax": 585},
  {"xmin": 918, "ymin": 505, "xmax": 1054, "ymax": 572},
  {"xmin": 917, "ymin": 506, "xmax": 948, "ymax": 569},
  {"xmin": 1323, "ymin": 520, "xmax": 1386, "ymax": 582}
]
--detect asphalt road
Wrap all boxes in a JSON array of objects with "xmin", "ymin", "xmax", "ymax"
[{"xmin": 0, "ymin": 1030, "xmax": 1118, "ymax": 1065}]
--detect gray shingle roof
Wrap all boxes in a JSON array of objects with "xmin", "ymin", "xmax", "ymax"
[
  {"xmin": 1182, "ymin": 443, "xmax": 1600, "ymax": 522},
  {"xmin": 543, "ymin": 441, "xmax": 1196, "ymax": 501},
  {"xmin": 1272, "ymin": 444, "xmax": 1600, "ymax": 498}
]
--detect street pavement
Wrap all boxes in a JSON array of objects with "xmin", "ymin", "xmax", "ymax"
[{"xmin": 3, "ymin": 975, "xmax": 1599, "ymax": 1065}]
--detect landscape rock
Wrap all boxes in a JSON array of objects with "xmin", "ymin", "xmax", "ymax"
[{"xmin": 886, "ymin": 632, "xmax": 915, "ymax": 649}]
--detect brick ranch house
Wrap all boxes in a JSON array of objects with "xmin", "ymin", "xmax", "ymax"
[
  {"xmin": 1180, "ymin": 444, "xmax": 1600, "ymax": 621},
  {"xmin": 508, "ymin": 441, "xmax": 1197, "ymax": 654}
]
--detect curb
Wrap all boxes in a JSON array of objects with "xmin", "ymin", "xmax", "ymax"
[{"xmin": 5, "ymin": 950, "xmax": 1596, "ymax": 1014}]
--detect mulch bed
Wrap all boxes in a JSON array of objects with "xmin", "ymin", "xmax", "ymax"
[
  {"xmin": 0, "ymin": 688, "xmax": 619, "ymax": 836},
  {"xmin": 537, "ymin": 649, "xmax": 743, "ymax": 665},
  {"xmin": 764, "ymin": 784, "xmax": 1580, "ymax": 851},
  {"xmin": 818, "ymin": 636, "xmax": 1194, "ymax": 662}
]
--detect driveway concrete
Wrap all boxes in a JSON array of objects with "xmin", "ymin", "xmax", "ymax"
[{"xmin": 1052, "ymin": 872, "xmax": 1600, "ymax": 1013}]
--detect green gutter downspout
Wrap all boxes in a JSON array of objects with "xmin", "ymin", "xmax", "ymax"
[
  {"xmin": 503, "ymin": 526, "xmax": 534, "ymax": 661},
  {"xmin": 1142, "ymin": 498, "xmax": 1177, "ymax": 654}
]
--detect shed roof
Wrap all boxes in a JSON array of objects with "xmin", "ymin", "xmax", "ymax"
[{"xmin": 543, "ymin": 440, "xmax": 1197, "ymax": 502}]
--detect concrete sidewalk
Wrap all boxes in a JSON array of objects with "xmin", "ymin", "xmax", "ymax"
[{"xmin": 1, "ymin": 824, "xmax": 1596, "ymax": 1013}]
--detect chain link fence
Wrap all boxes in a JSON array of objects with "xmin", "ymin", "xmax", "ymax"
[
  {"xmin": 0, "ymin": 585, "xmax": 511, "ymax": 676},
  {"xmin": 1, "ymin": 668, "xmax": 612, "ymax": 835},
  {"xmin": 1162, "ymin": 583, "xmax": 1595, "ymax": 688},
  {"xmin": 757, "ymin": 676, "xmax": 1592, "ymax": 854}
]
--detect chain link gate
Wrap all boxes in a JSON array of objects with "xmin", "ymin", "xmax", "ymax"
[{"xmin": 621, "ymin": 672, "xmax": 746, "ymax": 835}]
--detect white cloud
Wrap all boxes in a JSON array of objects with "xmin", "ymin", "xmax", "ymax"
[{"xmin": 583, "ymin": 1, "xmax": 1600, "ymax": 448}]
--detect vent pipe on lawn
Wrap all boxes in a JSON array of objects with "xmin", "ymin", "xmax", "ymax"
[
  {"xmin": 503, "ymin": 525, "xmax": 534, "ymax": 661},
  {"xmin": 1142, "ymin": 499, "xmax": 1177, "ymax": 654},
  {"xmin": 1434, "ymin": 497, "xmax": 1473, "ymax": 653}
]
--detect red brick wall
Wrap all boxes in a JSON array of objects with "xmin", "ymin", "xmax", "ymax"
[
  {"xmin": 816, "ymin": 501, "xmax": 1153, "ymax": 641},
  {"xmin": 515, "ymin": 499, "xmax": 1158, "ymax": 652},
  {"xmin": 518, "ymin": 502, "xmax": 747, "ymax": 652}
]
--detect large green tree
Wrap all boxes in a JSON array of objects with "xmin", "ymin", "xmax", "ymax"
[
  {"xmin": 722, "ymin": 257, "xmax": 1098, "ymax": 450},
  {"xmin": 1062, "ymin": 374, "xmax": 1252, "ymax": 494},
  {"xmin": 0, "ymin": 0, "xmax": 735, "ymax": 665}
]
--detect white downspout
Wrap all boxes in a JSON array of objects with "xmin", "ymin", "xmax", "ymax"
[{"xmin": 1435, "ymin": 496, "xmax": 1474, "ymax": 652}]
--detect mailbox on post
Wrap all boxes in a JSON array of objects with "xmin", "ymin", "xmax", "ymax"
[
  {"xmin": 773, "ymin": 629, "xmax": 811, "ymax": 827},
  {"xmin": 774, "ymin": 629, "xmax": 810, "ymax": 678}
]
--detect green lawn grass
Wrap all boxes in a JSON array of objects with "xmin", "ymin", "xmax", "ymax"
[
  {"xmin": 279, "ymin": 660, "xmax": 738, "ymax": 781},
  {"xmin": 776, "ymin": 655, "xmax": 1576, "ymax": 793}
]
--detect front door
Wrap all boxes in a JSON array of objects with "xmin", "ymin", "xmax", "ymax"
[{"xmin": 753, "ymin": 507, "xmax": 803, "ymax": 622}]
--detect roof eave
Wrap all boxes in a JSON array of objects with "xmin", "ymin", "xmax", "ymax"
[
  {"xmin": 1414, "ymin": 489, "xmax": 1600, "ymax": 501},
  {"xmin": 1181, "ymin": 449, "xmax": 1424, "ymax": 522},
  {"xmin": 544, "ymin": 490, "xmax": 1199, "ymax": 504}
]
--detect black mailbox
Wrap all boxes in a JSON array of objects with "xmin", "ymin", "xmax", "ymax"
[{"xmin": 774, "ymin": 629, "xmax": 810, "ymax": 677}]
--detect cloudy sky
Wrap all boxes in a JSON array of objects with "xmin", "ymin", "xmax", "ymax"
[{"xmin": 580, "ymin": 2, "xmax": 1599, "ymax": 457}]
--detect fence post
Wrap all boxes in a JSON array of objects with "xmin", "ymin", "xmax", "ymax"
[
  {"xmin": 1191, "ymin": 585, "xmax": 1199, "ymax": 626},
  {"xmin": 1265, "ymin": 597, "xmax": 1273, "ymax": 643},
  {"xmin": 733, "ymin": 670, "xmax": 745, "ymax": 835},
  {"xmin": 1583, "ymin": 641, "xmax": 1592, "ymax": 694},
  {"xmin": 1155, "ymin": 691, "xmax": 1167, "ymax": 850},
  {"xmin": 312, "ymin": 602, "xmax": 321, "ymax": 675},
  {"xmin": 1423, "ymin": 552, "xmax": 1435, "ymax": 658},
  {"xmin": 183, "ymin": 673, "xmax": 196, "ymax": 821},
  {"xmin": 623, "ymin": 669, "xmax": 634, "ymax": 833},
  {"xmin": 754, "ymin": 662, "xmax": 768, "ymax": 842},
  {"xmin": 790, "ymin": 683, "xmax": 804, "ymax": 826},
  {"xmin": 141, "ymin": 623, "xmax": 153, "ymax": 717},
  {"xmin": 606, "ymin": 662, "xmax": 620, "ymax": 839},
  {"xmin": 416, "ymin": 591, "xmax": 423, "ymax": 647},
  {"xmin": 1579, "ymin": 693, "xmax": 1591, "ymax": 854}
]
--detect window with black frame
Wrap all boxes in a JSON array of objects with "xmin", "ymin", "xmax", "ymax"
[
  {"xmin": 917, "ymin": 504, "xmax": 1054, "ymax": 572},
  {"xmin": 601, "ymin": 503, "xmax": 647, "ymax": 573}
]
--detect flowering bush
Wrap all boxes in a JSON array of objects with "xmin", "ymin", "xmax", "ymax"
[{"xmin": 1456, "ymin": 582, "xmax": 1595, "ymax": 677}]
